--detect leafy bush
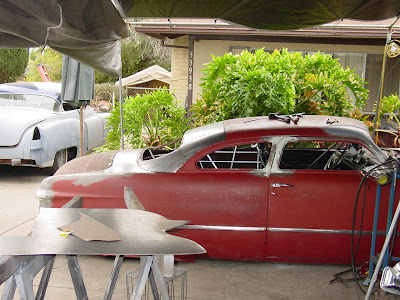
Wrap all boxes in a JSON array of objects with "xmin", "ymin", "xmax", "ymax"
[
  {"xmin": 192, "ymin": 48, "xmax": 368, "ymax": 126},
  {"xmin": 94, "ymin": 83, "xmax": 127, "ymax": 103},
  {"xmin": 375, "ymin": 94, "xmax": 400, "ymax": 127},
  {"xmin": 95, "ymin": 31, "xmax": 171, "ymax": 83},
  {"xmin": 0, "ymin": 49, "xmax": 29, "ymax": 83},
  {"xmin": 25, "ymin": 48, "xmax": 62, "ymax": 82},
  {"xmin": 101, "ymin": 88, "xmax": 190, "ymax": 151}
]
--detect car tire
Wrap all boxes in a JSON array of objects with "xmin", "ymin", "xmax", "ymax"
[{"xmin": 48, "ymin": 149, "xmax": 67, "ymax": 175}]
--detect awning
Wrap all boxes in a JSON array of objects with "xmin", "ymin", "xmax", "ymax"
[
  {"xmin": 0, "ymin": 1, "xmax": 398, "ymax": 77},
  {"xmin": 121, "ymin": 0, "xmax": 400, "ymax": 30}
]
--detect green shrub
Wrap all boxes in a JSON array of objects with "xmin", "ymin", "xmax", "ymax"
[
  {"xmin": 0, "ymin": 49, "xmax": 29, "ymax": 83},
  {"xmin": 192, "ymin": 48, "xmax": 368, "ymax": 126},
  {"xmin": 375, "ymin": 94, "xmax": 400, "ymax": 127},
  {"xmin": 101, "ymin": 88, "xmax": 190, "ymax": 151}
]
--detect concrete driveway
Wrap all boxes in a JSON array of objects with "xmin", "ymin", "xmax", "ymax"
[{"xmin": 0, "ymin": 165, "xmax": 371, "ymax": 299}]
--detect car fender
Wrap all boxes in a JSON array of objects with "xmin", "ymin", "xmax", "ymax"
[
  {"xmin": 84, "ymin": 108, "xmax": 110, "ymax": 150},
  {"xmin": 27, "ymin": 118, "xmax": 82, "ymax": 167}
]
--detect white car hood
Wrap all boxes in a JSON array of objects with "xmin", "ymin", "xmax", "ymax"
[{"xmin": 0, "ymin": 108, "xmax": 50, "ymax": 146}]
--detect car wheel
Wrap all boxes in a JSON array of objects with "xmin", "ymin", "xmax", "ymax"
[{"xmin": 48, "ymin": 149, "xmax": 67, "ymax": 175}]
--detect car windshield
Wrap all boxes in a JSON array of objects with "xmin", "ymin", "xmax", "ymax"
[{"xmin": 0, "ymin": 93, "xmax": 61, "ymax": 111}]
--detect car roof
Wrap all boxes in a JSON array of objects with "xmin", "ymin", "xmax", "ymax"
[
  {"xmin": 223, "ymin": 115, "xmax": 370, "ymax": 140},
  {"xmin": 0, "ymin": 82, "xmax": 62, "ymax": 102}
]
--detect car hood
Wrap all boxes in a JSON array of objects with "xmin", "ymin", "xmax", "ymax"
[{"xmin": 0, "ymin": 108, "xmax": 50, "ymax": 146}]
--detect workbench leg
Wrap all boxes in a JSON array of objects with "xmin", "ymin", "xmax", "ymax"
[
  {"xmin": 12, "ymin": 255, "xmax": 54, "ymax": 300},
  {"xmin": 151, "ymin": 259, "xmax": 170, "ymax": 300},
  {"xmin": 148, "ymin": 268, "xmax": 160, "ymax": 300},
  {"xmin": 1, "ymin": 277, "xmax": 16, "ymax": 300},
  {"xmin": 131, "ymin": 256, "xmax": 153, "ymax": 300},
  {"xmin": 66, "ymin": 255, "xmax": 88, "ymax": 300},
  {"xmin": 14, "ymin": 272, "xmax": 35, "ymax": 300},
  {"xmin": 104, "ymin": 255, "xmax": 124, "ymax": 300},
  {"xmin": 36, "ymin": 255, "xmax": 56, "ymax": 300}
]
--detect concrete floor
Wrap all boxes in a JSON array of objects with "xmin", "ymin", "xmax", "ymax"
[{"xmin": 0, "ymin": 165, "xmax": 380, "ymax": 299}]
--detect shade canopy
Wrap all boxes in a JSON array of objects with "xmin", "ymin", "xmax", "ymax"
[
  {"xmin": 121, "ymin": 0, "xmax": 400, "ymax": 30},
  {"xmin": 0, "ymin": 1, "xmax": 399, "ymax": 77},
  {"xmin": 0, "ymin": 0, "xmax": 130, "ymax": 77}
]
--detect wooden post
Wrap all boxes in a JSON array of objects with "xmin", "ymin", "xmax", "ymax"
[{"xmin": 80, "ymin": 106, "xmax": 84, "ymax": 156}]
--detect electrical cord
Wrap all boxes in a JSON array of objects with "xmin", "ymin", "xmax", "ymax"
[
  {"xmin": 351, "ymin": 173, "xmax": 370, "ymax": 293},
  {"xmin": 350, "ymin": 158, "xmax": 397, "ymax": 294}
]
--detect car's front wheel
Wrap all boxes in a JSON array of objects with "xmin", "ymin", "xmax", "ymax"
[{"xmin": 48, "ymin": 149, "xmax": 67, "ymax": 174}]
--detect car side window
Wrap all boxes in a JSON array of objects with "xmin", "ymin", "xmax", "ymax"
[
  {"xmin": 39, "ymin": 95, "xmax": 61, "ymax": 111},
  {"xmin": 279, "ymin": 140, "xmax": 377, "ymax": 171},
  {"xmin": 197, "ymin": 142, "xmax": 271, "ymax": 170}
]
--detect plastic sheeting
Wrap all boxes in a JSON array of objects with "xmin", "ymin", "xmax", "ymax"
[
  {"xmin": 0, "ymin": 0, "xmax": 130, "ymax": 77},
  {"xmin": 121, "ymin": 0, "xmax": 400, "ymax": 30}
]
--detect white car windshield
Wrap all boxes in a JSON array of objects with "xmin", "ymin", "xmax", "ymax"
[{"xmin": 0, "ymin": 93, "xmax": 61, "ymax": 111}]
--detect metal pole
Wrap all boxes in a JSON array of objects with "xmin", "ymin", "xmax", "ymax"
[
  {"xmin": 119, "ymin": 77, "xmax": 124, "ymax": 150},
  {"xmin": 372, "ymin": 15, "xmax": 400, "ymax": 139},
  {"xmin": 79, "ymin": 106, "xmax": 84, "ymax": 156},
  {"xmin": 365, "ymin": 192, "xmax": 400, "ymax": 299},
  {"xmin": 104, "ymin": 255, "xmax": 124, "ymax": 300}
]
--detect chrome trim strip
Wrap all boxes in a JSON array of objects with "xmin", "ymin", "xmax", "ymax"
[
  {"xmin": 177, "ymin": 225, "xmax": 391, "ymax": 235},
  {"xmin": 268, "ymin": 227, "xmax": 388, "ymax": 236},
  {"xmin": 178, "ymin": 225, "xmax": 266, "ymax": 232}
]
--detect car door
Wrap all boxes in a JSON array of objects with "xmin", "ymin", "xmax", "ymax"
[
  {"xmin": 171, "ymin": 139, "xmax": 271, "ymax": 261},
  {"xmin": 266, "ymin": 136, "xmax": 388, "ymax": 264}
]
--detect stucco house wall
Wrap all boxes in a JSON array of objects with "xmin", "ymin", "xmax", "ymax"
[
  {"xmin": 171, "ymin": 36, "xmax": 189, "ymax": 106},
  {"xmin": 135, "ymin": 18, "xmax": 400, "ymax": 112}
]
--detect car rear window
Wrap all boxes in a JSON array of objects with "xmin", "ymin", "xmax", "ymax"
[{"xmin": 197, "ymin": 142, "xmax": 271, "ymax": 170}]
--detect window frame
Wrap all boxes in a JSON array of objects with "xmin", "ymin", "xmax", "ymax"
[{"xmin": 194, "ymin": 139, "xmax": 272, "ymax": 171}]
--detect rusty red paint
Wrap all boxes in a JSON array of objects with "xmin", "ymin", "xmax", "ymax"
[{"xmin": 41, "ymin": 115, "xmax": 399, "ymax": 263}]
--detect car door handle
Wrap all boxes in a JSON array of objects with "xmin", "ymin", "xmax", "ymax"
[{"xmin": 272, "ymin": 183, "xmax": 294, "ymax": 188}]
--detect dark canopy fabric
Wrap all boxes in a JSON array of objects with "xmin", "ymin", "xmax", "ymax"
[
  {"xmin": 0, "ymin": 0, "xmax": 130, "ymax": 77},
  {"xmin": 121, "ymin": 0, "xmax": 400, "ymax": 30},
  {"xmin": 0, "ymin": 1, "xmax": 399, "ymax": 77}
]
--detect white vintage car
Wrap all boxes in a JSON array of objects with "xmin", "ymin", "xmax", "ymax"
[{"xmin": 0, "ymin": 82, "xmax": 110, "ymax": 173}]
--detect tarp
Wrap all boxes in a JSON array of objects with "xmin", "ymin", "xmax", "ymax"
[
  {"xmin": 0, "ymin": 0, "xmax": 130, "ymax": 77},
  {"xmin": 115, "ymin": 65, "xmax": 171, "ymax": 87},
  {"xmin": 0, "ymin": 1, "xmax": 399, "ymax": 77},
  {"xmin": 61, "ymin": 56, "xmax": 94, "ymax": 107},
  {"xmin": 121, "ymin": 0, "xmax": 400, "ymax": 30}
]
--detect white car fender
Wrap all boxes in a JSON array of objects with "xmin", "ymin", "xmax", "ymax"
[{"xmin": 27, "ymin": 118, "xmax": 81, "ymax": 167}]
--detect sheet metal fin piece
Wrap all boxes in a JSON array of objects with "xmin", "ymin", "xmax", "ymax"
[
  {"xmin": 0, "ymin": 208, "xmax": 205, "ymax": 256},
  {"xmin": 124, "ymin": 186, "xmax": 145, "ymax": 210},
  {"xmin": 58, "ymin": 212, "xmax": 121, "ymax": 242}
]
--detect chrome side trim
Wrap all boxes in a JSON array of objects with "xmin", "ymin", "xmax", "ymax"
[
  {"xmin": 268, "ymin": 227, "xmax": 388, "ymax": 236},
  {"xmin": 178, "ymin": 225, "xmax": 266, "ymax": 232},
  {"xmin": 176, "ymin": 225, "xmax": 392, "ymax": 236}
]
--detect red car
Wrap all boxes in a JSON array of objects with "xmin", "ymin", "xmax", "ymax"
[{"xmin": 36, "ymin": 115, "xmax": 399, "ymax": 264}]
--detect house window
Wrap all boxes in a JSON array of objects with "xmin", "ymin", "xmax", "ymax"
[
  {"xmin": 229, "ymin": 46, "xmax": 250, "ymax": 55},
  {"xmin": 246, "ymin": 47, "xmax": 400, "ymax": 112},
  {"xmin": 364, "ymin": 54, "xmax": 400, "ymax": 112}
]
